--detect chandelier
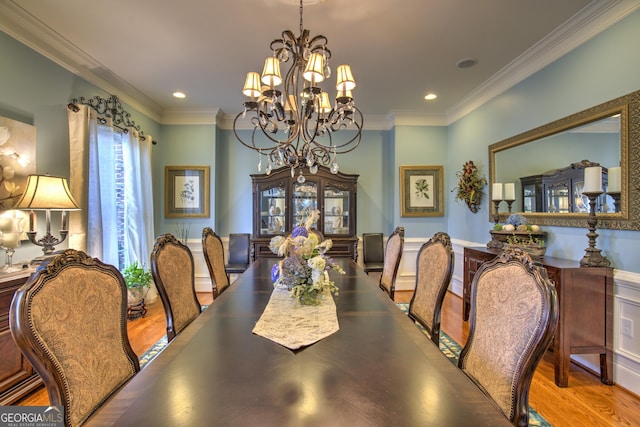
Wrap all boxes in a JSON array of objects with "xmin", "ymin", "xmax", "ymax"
[{"xmin": 233, "ymin": 0, "xmax": 363, "ymax": 182}]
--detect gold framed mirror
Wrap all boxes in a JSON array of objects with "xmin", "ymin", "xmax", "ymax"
[{"xmin": 488, "ymin": 89, "xmax": 639, "ymax": 230}]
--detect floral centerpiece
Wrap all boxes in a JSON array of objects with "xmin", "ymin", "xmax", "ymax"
[{"xmin": 269, "ymin": 210, "xmax": 344, "ymax": 306}]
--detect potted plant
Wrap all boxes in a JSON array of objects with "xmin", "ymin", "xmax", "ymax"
[{"xmin": 122, "ymin": 260, "xmax": 153, "ymax": 306}]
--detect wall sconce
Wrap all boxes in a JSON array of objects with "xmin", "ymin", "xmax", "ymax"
[{"xmin": 13, "ymin": 174, "xmax": 80, "ymax": 256}]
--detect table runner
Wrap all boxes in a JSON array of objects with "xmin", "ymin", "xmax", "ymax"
[{"xmin": 252, "ymin": 285, "xmax": 339, "ymax": 350}]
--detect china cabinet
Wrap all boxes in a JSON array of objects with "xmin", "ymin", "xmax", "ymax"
[
  {"xmin": 519, "ymin": 174, "xmax": 543, "ymax": 213},
  {"xmin": 518, "ymin": 161, "xmax": 613, "ymax": 213},
  {"xmin": 251, "ymin": 166, "xmax": 358, "ymax": 260}
]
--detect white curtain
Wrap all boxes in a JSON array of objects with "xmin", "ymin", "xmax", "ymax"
[
  {"xmin": 122, "ymin": 128, "xmax": 155, "ymax": 268},
  {"xmin": 67, "ymin": 104, "xmax": 155, "ymax": 275}
]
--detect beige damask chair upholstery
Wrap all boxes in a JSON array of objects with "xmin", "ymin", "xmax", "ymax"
[
  {"xmin": 151, "ymin": 233, "xmax": 202, "ymax": 342},
  {"xmin": 10, "ymin": 249, "xmax": 139, "ymax": 427},
  {"xmin": 202, "ymin": 227, "xmax": 231, "ymax": 298},
  {"xmin": 408, "ymin": 231, "xmax": 454, "ymax": 345},
  {"xmin": 458, "ymin": 247, "xmax": 558, "ymax": 427},
  {"xmin": 379, "ymin": 226, "xmax": 404, "ymax": 300}
]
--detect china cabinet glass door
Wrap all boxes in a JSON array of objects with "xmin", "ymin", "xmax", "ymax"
[
  {"xmin": 324, "ymin": 186, "xmax": 350, "ymax": 235},
  {"xmin": 260, "ymin": 186, "xmax": 286, "ymax": 235},
  {"xmin": 292, "ymin": 182, "xmax": 318, "ymax": 227}
]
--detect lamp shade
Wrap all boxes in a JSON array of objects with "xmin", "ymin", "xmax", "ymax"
[
  {"xmin": 318, "ymin": 92, "xmax": 332, "ymax": 114},
  {"xmin": 336, "ymin": 64, "xmax": 356, "ymax": 91},
  {"xmin": 242, "ymin": 72, "xmax": 262, "ymax": 98},
  {"xmin": 302, "ymin": 53, "xmax": 325, "ymax": 84},
  {"xmin": 261, "ymin": 57, "xmax": 282, "ymax": 87},
  {"xmin": 13, "ymin": 174, "xmax": 80, "ymax": 210}
]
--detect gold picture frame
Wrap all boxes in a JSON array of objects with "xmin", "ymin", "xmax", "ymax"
[
  {"xmin": 400, "ymin": 165, "xmax": 444, "ymax": 217},
  {"xmin": 165, "ymin": 166, "xmax": 210, "ymax": 218}
]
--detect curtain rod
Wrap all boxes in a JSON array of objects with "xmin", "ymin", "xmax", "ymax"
[{"xmin": 67, "ymin": 95, "xmax": 157, "ymax": 145}]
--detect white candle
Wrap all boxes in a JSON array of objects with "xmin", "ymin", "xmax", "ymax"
[
  {"xmin": 492, "ymin": 183, "xmax": 503, "ymax": 201},
  {"xmin": 29, "ymin": 211, "xmax": 35, "ymax": 232},
  {"xmin": 504, "ymin": 183, "xmax": 515, "ymax": 201},
  {"xmin": 61, "ymin": 211, "xmax": 67, "ymax": 231},
  {"xmin": 608, "ymin": 166, "xmax": 621, "ymax": 193},
  {"xmin": 583, "ymin": 166, "xmax": 603, "ymax": 193}
]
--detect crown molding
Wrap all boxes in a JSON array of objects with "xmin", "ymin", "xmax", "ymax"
[
  {"xmin": 0, "ymin": 1, "xmax": 164, "ymax": 123},
  {"xmin": 161, "ymin": 108, "xmax": 220, "ymax": 125},
  {"xmin": 446, "ymin": 0, "xmax": 640, "ymax": 124},
  {"xmin": 2, "ymin": 0, "xmax": 638, "ymax": 128}
]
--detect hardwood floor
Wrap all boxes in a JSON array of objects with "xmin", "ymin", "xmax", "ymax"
[{"xmin": 16, "ymin": 291, "xmax": 640, "ymax": 426}]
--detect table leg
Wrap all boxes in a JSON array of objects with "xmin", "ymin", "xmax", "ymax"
[{"xmin": 600, "ymin": 351, "xmax": 614, "ymax": 385}]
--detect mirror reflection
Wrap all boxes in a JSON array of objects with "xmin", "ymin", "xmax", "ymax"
[
  {"xmin": 495, "ymin": 116, "xmax": 620, "ymax": 214},
  {"xmin": 488, "ymin": 88, "xmax": 640, "ymax": 230}
]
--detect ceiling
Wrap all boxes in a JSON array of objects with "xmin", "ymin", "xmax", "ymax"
[{"xmin": 0, "ymin": 0, "xmax": 638, "ymax": 127}]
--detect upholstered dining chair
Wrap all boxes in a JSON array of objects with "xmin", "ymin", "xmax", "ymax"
[
  {"xmin": 379, "ymin": 226, "xmax": 404, "ymax": 300},
  {"xmin": 458, "ymin": 247, "xmax": 558, "ymax": 427},
  {"xmin": 10, "ymin": 249, "xmax": 140, "ymax": 427},
  {"xmin": 408, "ymin": 231, "xmax": 454, "ymax": 345},
  {"xmin": 362, "ymin": 232, "xmax": 384, "ymax": 275},
  {"xmin": 151, "ymin": 233, "xmax": 202, "ymax": 342},
  {"xmin": 225, "ymin": 233, "xmax": 251, "ymax": 274},
  {"xmin": 202, "ymin": 227, "xmax": 231, "ymax": 298}
]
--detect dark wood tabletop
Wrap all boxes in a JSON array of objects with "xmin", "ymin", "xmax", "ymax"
[{"xmin": 87, "ymin": 258, "xmax": 509, "ymax": 426}]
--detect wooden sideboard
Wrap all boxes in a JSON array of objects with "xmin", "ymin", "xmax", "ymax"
[
  {"xmin": 463, "ymin": 246, "xmax": 613, "ymax": 388},
  {"xmin": 0, "ymin": 270, "xmax": 42, "ymax": 405}
]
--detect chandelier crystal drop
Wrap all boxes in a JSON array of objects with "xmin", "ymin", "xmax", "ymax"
[{"xmin": 233, "ymin": 0, "xmax": 363, "ymax": 178}]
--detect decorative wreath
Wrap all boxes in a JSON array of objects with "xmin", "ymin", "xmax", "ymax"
[{"xmin": 453, "ymin": 160, "xmax": 487, "ymax": 213}]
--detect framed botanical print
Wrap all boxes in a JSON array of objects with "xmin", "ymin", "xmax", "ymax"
[
  {"xmin": 165, "ymin": 166, "xmax": 210, "ymax": 218},
  {"xmin": 400, "ymin": 165, "xmax": 444, "ymax": 217}
]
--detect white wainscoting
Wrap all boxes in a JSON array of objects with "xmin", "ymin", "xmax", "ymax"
[{"xmin": 187, "ymin": 235, "xmax": 640, "ymax": 396}]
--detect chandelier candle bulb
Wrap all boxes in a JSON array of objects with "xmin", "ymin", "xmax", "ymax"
[
  {"xmin": 608, "ymin": 166, "xmax": 621, "ymax": 193},
  {"xmin": 584, "ymin": 166, "xmax": 603, "ymax": 193},
  {"xmin": 504, "ymin": 183, "xmax": 515, "ymax": 200},
  {"xmin": 492, "ymin": 183, "xmax": 503, "ymax": 201}
]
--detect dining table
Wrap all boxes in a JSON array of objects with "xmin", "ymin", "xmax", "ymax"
[{"xmin": 86, "ymin": 258, "xmax": 510, "ymax": 426}]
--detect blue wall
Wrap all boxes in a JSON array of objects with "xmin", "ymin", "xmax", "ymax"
[
  {"xmin": 0, "ymin": 31, "xmax": 158, "ymax": 262},
  {"xmin": 446, "ymin": 9, "xmax": 640, "ymax": 272},
  {"xmin": 1, "ymin": 9, "xmax": 639, "ymax": 272}
]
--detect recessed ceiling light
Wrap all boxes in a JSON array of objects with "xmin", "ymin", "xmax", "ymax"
[
  {"xmin": 424, "ymin": 93, "xmax": 437, "ymax": 101},
  {"xmin": 456, "ymin": 58, "xmax": 478, "ymax": 69},
  {"xmin": 172, "ymin": 91, "xmax": 186, "ymax": 99}
]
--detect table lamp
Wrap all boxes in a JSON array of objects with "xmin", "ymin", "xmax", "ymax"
[{"xmin": 13, "ymin": 174, "xmax": 80, "ymax": 256}]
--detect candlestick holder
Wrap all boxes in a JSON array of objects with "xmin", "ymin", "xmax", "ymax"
[
  {"xmin": 607, "ymin": 192, "xmax": 621, "ymax": 213},
  {"xmin": 505, "ymin": 199, "xmax": 515, "ymax": 213},
  {"xmin": 25, "ymin": 209, "xmax": 70, "ymax": 256},
  {"xmin": 492, "ymin": 200, "xmax": 502, "ymax": 224},
  {"xmin": 580, "ymin": 191, "xmax": 611, "ymax": 268}
]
